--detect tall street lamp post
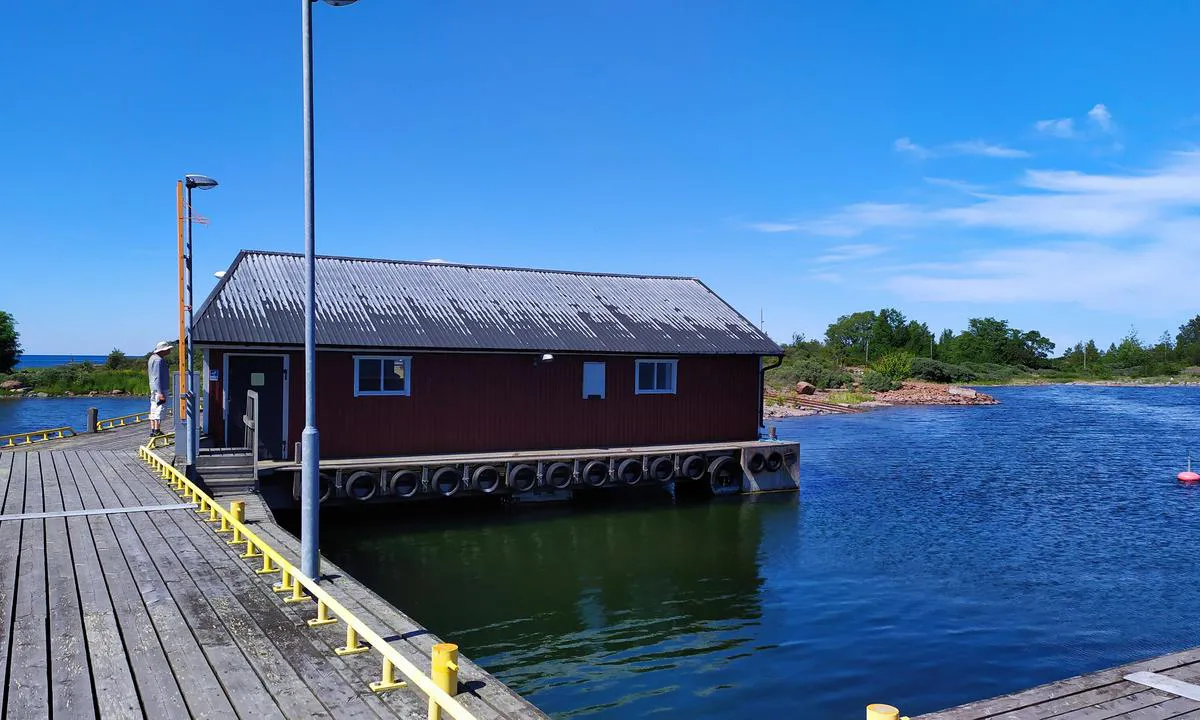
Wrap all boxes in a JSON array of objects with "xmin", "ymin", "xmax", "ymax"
[
  {"xmin": 183, "ymin": 173, "xmax": 218, "ymax": 476},
  {"xmin": 301, "ymin": 0, "xmax": 358, "ymax": 581}
]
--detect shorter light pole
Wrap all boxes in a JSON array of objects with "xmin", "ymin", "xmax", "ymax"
[{"xmin": 183, "ymin": 174, "xmax": 218, "ymax": 475}]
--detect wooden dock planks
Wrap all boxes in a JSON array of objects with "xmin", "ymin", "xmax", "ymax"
[
  {"xmin": 0, "ymin": 447, "xmax": 541, "ymax": 719},
  {"xmin": 916, "ymin": 648, "xmax": 1200, "ymax": 719}
]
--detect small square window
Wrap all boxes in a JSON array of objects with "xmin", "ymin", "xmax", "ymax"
[
  {"xmin": 634, "ymin": 359, "xmax": 677, "ymax": 395},
  {"xmin": 355, "ymin": 356, "xmax": 411, "ymax": 396}
]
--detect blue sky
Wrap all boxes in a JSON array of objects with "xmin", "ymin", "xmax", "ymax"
[{"xmin": 3, "ymin": 2, "xmax": 1199, "ymax": 355}]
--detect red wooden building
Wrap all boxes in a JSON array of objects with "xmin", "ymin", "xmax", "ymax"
[{"xmin": 194, "ymin": 251, "xmax": 782, "ymax": 462}]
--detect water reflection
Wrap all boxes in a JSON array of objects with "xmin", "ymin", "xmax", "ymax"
[{"xmin": 318, "ymin": 496, "xmax": 793, "ymax": 716}]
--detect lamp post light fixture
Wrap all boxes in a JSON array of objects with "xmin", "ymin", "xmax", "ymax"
[
  {"xmin": 183, "ymin": 173, "xmax": 218, "ymax": 477},
  {"xmin": 300, "ymin": 0, "xmax": 358, "ymax": 581}
]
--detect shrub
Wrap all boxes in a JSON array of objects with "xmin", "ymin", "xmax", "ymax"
[
  {"xmin": 771, "ymin": 358, "xmax": 853, "ymax": 390},
  {"xmin": 911, "ymin": 358, "xmax": 977, "ymax": 383},
  {"xmin": 861, "ymin": 370, "xmax": 901, "ymax": 392},
  {"xmin": 873, "ymin": 351, "xmax": 914, "ymax": 382},
  {"xmin": 827, "ymin": 391, "xmax": 873, "ymax": 405}
]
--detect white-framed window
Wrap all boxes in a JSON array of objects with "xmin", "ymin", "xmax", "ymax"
[
  {"xmin": 635, "ymin": 359, "xmax": 677, "ymax": 395},
  {"xmin": 583, "ymin": 362, "xmax": 606, "ymax": 399},
  {"xmin": 354, "ymin": 356, "xmax": 411, "ymax": 397}
]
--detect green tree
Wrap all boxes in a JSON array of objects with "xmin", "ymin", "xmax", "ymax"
[
  {"xmin": 0, "ymin": 311, "xmax": 20, "ymax": 373},
  {"xmin": 825, "ymin": 311, "xmax": 876, "ymax": 364},
  {"xmin": 1109, "ymin": 328, "xmax": 1145, "ymax": 369},
  {"xmin": 106, "ymin": 348, "xmax": 128, "ymax": 370},
  {"xmin": 1177, "ymin": 315, "xmax": 1200, "ymax": 365}
]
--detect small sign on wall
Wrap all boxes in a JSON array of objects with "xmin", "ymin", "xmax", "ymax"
[
  {"xmin": 209, "ymin": 370, "xmax": 219, "ymax": 381},
  {"xmin": 251, "ymin": 372, "xmax": 265, "ymax": 387}
]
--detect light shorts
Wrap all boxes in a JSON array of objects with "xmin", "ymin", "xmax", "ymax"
[{"xmin": 149, "ymin": 398, "xmax": 165, "ymax": 421}]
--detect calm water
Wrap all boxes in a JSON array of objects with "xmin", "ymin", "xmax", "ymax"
[
  {"xmin": 0, "ymin": 397, "xmax": 148, "ymax": 435},
  {"xmin": 13, "ymin": 354, "xmax": 107, "ymax": 369},
  {"xmin": 316, "ymin": 386, "xmax": 1200, "ymax": 718}
]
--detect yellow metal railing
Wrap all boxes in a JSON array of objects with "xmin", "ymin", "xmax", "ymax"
[
  {"xmin": 147, "ymin": 432, "xmax": 176, "ymax": 449},
  {"xmin": 137, "ymin": 443, "xmax": 475, "ymax": 720},
  {"xmin": 0, "ymin": 426, "xmax": 78, "ymax": 448},
  {"xmin": 96, "ymin": 411, "xmax": 152, "ymax": 431}
]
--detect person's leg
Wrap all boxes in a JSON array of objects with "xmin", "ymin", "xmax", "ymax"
[{"xmin": 149, "ymin": 398, "xmax": 162, "ymax": 433}]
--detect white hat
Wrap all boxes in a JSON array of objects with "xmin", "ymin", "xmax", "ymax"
[{"xmin": 154, "ymin": 340, "xmax": 174, "ymax": 352}]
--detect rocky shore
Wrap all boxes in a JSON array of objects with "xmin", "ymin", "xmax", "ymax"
[
  {"xmin": 764, "ymin": 381, "xmax": 998, "ymax": 419},
  {"xmin": 873, "ymin": 382, "xmax": 999, "ymax": 406}
]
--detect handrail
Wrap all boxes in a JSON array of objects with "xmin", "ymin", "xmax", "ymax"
[
  {"xmin": 96, "ymin": 411, "xmax": 152, "ymax": 431},
  {"xmin": 96, "ymin": 400, "xmax": 204, "ymax": 432},
  {"xmin": 0, "ymin": 426, "xmax": 78, "ymax": 448},
  {"xmin": 147, "ymin": 432, "xmax": 177, "ymax": 449},
  {"xmin": 137, "ymin": 443, "xmax": 477, "ymax": 720}
]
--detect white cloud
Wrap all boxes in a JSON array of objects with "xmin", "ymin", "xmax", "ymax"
[
  {"xmin": 799, "ymin": 152, "xmax": 1200, "ymax": 239},
  {"xmin": 1088, "ymin": 103, "xmax": 1114, "ymax": 132},
  {"xmin": 894, "ymin": 137, "xmax": 931, "ymax": 158},
  {"xmin": 894, "ymin": 137, "xmax": 1029, "ymax": 159},
  {"xmin": 423, "ymin": 258, "xmax": 450, "ymax": 263},
  {"xmin": 787, "ymin": 151, "xmax": 1200, "ymax": 313},
  {"xmin": 1035, "ymin": 118, "xmax": 1076, "ymax": 138},
  {"xmin": 802, "ymin": 202, "xmax": 926, "ymax": 237},
  {"xmin": 944, "ymin": 140, "xmax": 1031, "ymax": 158},
  {"xmin": 815, "ymin": 244, "xmax": 888, "ymax": 263},
  {"xmin": 747, "ymin": 221, "xmax": 801, "ymax": 233}
]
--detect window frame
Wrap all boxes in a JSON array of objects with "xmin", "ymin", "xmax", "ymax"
[
  {"xmin": 634, "ymin": 359, "xmax": 678, "ymax": 395},
  {"xmin": 353, "ymin": 355, "xmax": 412, "ymax": 397}
]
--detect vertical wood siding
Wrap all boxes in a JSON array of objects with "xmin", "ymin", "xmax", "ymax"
[{"xmin": 209, "ymin": 349, "xmax": 761, "ymax": 458}]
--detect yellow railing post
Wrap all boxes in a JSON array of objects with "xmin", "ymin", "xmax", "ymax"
[
  {"xmin": 274, "ymin": 570, "xmax": 293, "ymax": 594},
  {"xmin": 308, "ymin": 601, "xmax": 337, "ymax": 627},
  {"xmin": 336, "ymin": 625, "xmax": 370, "ymax": 656},
  {"xmin": 370, "ymin": 658, "xmax": 408, "ymax": 693},
  {"xmin": 256, "ymin": 553, "xmax": 278, "ymax": 575},
  {"xmin": 429, "ymin": 643, "xmax": 460, "ymax": 720},
  {"xmin": 867, "ymin": 704, "xmax": 901, "ymax": 720},
  {"xmin": 285, "ymin": 576, "xmax": 309, "ymax": 604}
]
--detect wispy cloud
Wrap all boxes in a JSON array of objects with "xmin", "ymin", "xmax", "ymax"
[
  {"xmin": 944, "ymin": 140, "xmax": 1031, "ymax": 158},
  {"xmin": 894, "ymin": 137, "xmax": 931, "ymax": 158},
  {"xmin": 815, "ymin": 244, "xmax": 888, "ymax": 263},
  {"xmin": 1035, "ymin": 117, "xmax": 1076, "ymax": 138},
  {"xmin": 782, "ymin": 151, "xmax": 1200, "ymax": 312},
  {"xmin": 747, "ymin": 221, "xmax": 802, "ymax": 233},
  {"xmin": 895, "ymin": 137, "xmax": 1029, "ymax": 159},
  {"xmin": 1035, "ymin": 104, "xmax": 1117, "ymax": 139}
]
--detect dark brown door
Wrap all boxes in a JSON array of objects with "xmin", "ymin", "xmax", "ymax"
[{"xmin": 226, "ymin": 355, "xmax": 287, "ymax": 459}]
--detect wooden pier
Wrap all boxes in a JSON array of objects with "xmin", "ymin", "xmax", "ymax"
[
  {"xmin": 0, "ymin": 442, "xmax": 544, "ymax": 719},
  {"xmin": 915, "ymin": 647, "xmax": 1200, "ymax": 719}
]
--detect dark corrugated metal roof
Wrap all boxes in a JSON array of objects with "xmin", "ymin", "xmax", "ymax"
[{"xmin": 194, "ymin": 251, "xmax": 781, "ymax": 355}]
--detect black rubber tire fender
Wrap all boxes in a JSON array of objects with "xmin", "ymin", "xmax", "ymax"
[
  {"xmin": 389, "ymin": 469, "xmax": 421, "ymax": 498},
  {"xmin": 432, "ymin": 466, "xmax": 462, "ymax": 497},
  {"xmin": 648, "ymin": 456, "xmax": 674, "ymax": 482},
  {"xmin": 582, "ymin": 460, "xmax": 609, "ymax": 487},
  {"xmin": 545, "ymin": 462, "xmax": 573, "ymax": 490},
  {"xmin": 472, "ymin": 465, "xmax": 503, "ymax": 494},
  {"xmin": 508, "ymin": 463, "xmax": 538, "ymax": 493},
  {"xmin": 344, "ymin": 471, "xmax": 378, "ymax": 501}
]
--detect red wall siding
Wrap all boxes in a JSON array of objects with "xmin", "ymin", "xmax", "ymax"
[{"xmin": 209, "ymin": 349, "xmax": 761, "ymax": 458}]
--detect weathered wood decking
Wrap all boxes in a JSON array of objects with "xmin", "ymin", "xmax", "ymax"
[
  {"xmin": 916, "ymin": 648, "xmax": 1200, "ymax": 719},
  {"xmin": 0, "ymin": 447, "xmax": 544, "ymax": 719},
  {"xmin": 3, "ymin": 422, "xmax": 153, "ymax": 453}
]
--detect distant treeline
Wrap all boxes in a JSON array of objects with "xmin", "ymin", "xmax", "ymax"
[
  {"xmin": 0, "ymin": 347, "xmax": 203, "ymax": 396},
  {"xmin": 770, "ymin": 309, "xmax": 1200, "ymax": 390}
]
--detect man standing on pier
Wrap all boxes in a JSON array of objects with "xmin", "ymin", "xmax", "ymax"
[{"xmin": 148, "ymin": 340, "xmax": 172, "ymax": 437}]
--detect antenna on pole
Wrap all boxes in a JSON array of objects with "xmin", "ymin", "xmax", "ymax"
[{"xmin": 760, "ymin": 308, "xmax": 764, "ymax": 332}]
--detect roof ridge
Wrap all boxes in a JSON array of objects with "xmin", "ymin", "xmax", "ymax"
[{"xmin": 241, "ymin": 249, "xmax": 703, "ymax": 282}]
